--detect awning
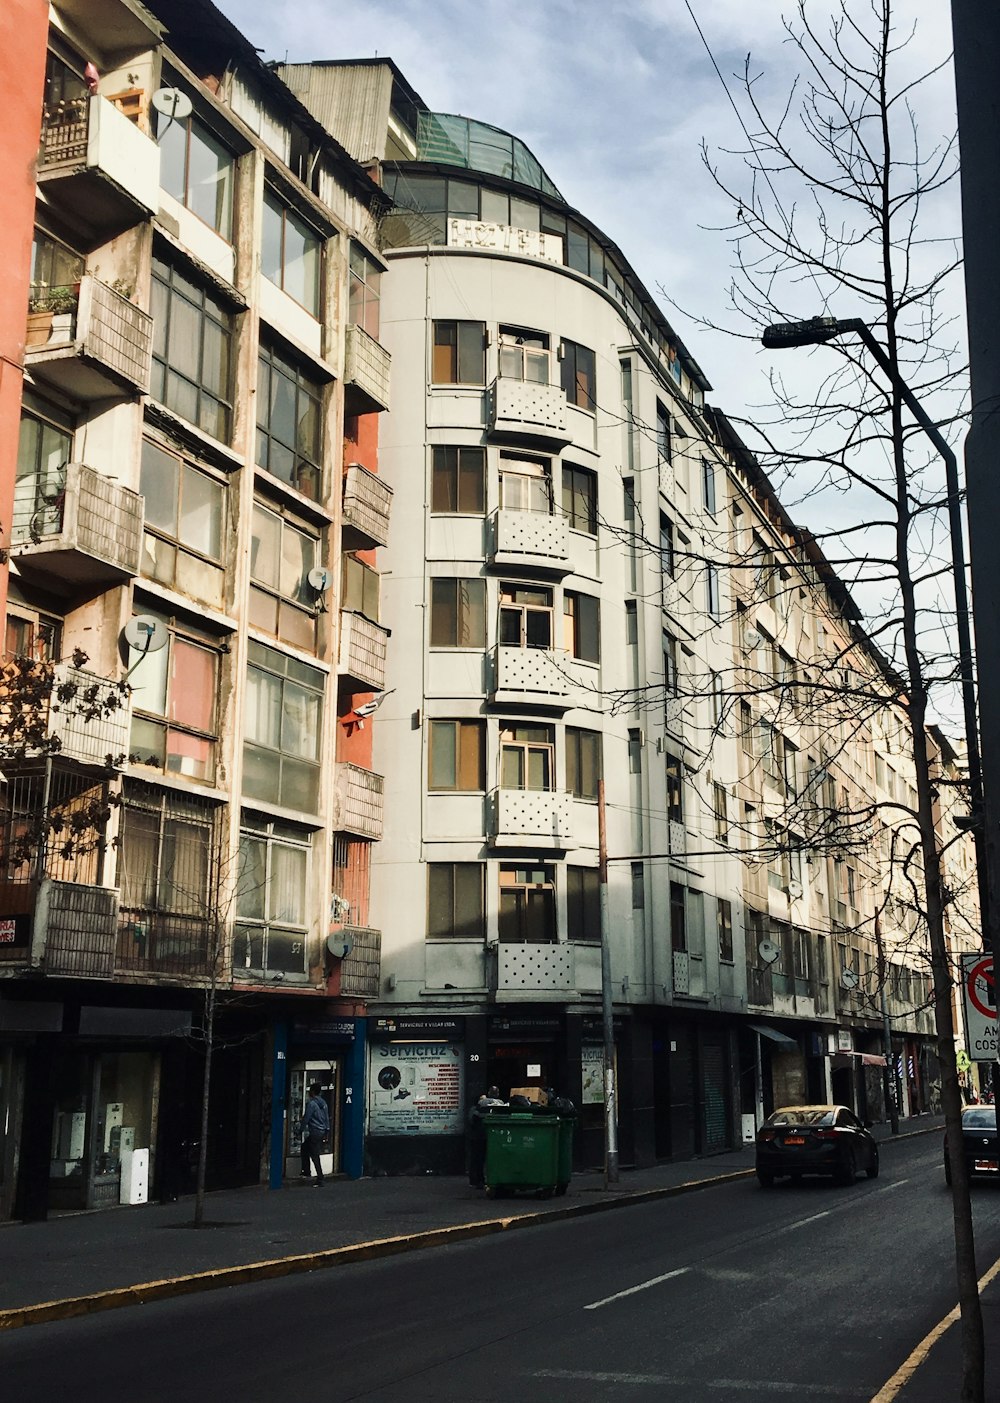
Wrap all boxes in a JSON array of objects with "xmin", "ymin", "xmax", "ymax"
[
  {"xmin": 830, "ymin": 1051, "xmax": 887, "ymax": 1067},
  {"xmin": 749, "ymin": 1023, "xmax": 799, "ymax": 1049}
]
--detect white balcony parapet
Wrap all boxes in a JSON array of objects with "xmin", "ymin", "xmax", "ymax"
[
  {"xmin": 40, "ymin": 93, "xmax": 159, "ymax": 218},
  {"xmin": 489, "ymin": 376, "xmax": 570, "ymax": 445},
  {"xmin": 491, "ymin": 645, "xmax": 569, "ymax": 705},
  {"xmin": 490, "ymin": 508, "xmax": 569, "ymax": 571},
  {"xmin": 496, "ymin": 942, "xmax": 574, "ymax": 992},
  {"xmin": 490, "ymin": 788, "xmax": 573, "ymax": 848}
]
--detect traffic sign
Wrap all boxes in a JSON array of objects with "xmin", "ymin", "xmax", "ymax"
[{"xmin": 963, "ymin": 953, "xmax": 998, "ymax": 1060}]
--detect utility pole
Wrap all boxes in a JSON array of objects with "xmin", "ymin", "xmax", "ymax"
[
  {"xmin": 874, "ymin": 915, "xmax": 900, "ymax": 1136},
  {"xmin": 597, "ymin": 779, "xmax": 619, "ymax": 1185}
]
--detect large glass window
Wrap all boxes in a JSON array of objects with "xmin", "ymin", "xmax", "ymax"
[
  {"xmin": 341, "ymin": 555, "xmax": 380, "ymax": 621},
  {"xmin": 14, "ymin": 398, "xmax": 73, "ymax": 541},
  {"xmin": 500, "ymin": 455, "xmax": 551, "ymax": 513},
  {"xmin": 127, "ymin": 610, "xmax": 220, "ymax": 783},
  {"xmin": 430, "ymin": 577, "xmax": 486, "ymax": 647},
  {"xmin": 432, "ymin": 320, "xmax": 485, "ymax": 384},
  {"xmin": 262, "ymin": 187, "xmax": 322, "ymax": 316},
  {"xmin": 428, "ymin": 720, "xmax": 485, "ymax": 791},
  {"xmin": 243, "ymin": 641, "xmax": 325, "ymax": 813},
  {"xmin": 140, "ymin": 438, "xmax": 224, "ymax": 606},
  {"xmin": 500, "ymin": 583, "xmax": 552, "ymax": 649},
  {"xmin": 718, "ymin": 897, "xmax": 734, "ymax": 963},
  {"xmin": 236, "ymin": 815, "xmax": 312, "ymax": 978},
  {"xmin": 157, "ymin": 107, "xmax": 234, "ymax": 237},
  {"xmin": 428, "ymin": 863, "xmax": 485, "ymax": 939},
  {"xmin": 349, "ymin": 244, "xmax": 381, "ymax": 338},
  {"xmin": 499, "ymin": 326, "xmax": 550, "ymax": 383},
  {"xmin": 256, "ymin": 343, "xmax": 323, "ymax": 499},
  {"xmin": 567, "ymin": 866, "xmax": 600, "ymax": 942},
  {"xmin": 562, "ymin": 465, "xmax": 597, "ymax": 535},
  {"xmin": 566, "ymin": 727, "xmax": 602, "ymax": 800},
  {"xmin": 500, "ymin": 723, "xmax": 554, "ymax": 791},
  {"xmin": 563, "ymin": 591, "xmax": 600, "ymax": 663},
  {"xmin": 499, "ymin": 864, "xmax": 555, "ymax": 943},
  {"xmin": 151, "ymin": 255, "xmax": 234, "ymax": 442},
  {"xmin": 666, "ymin": 754, "xmax": 684, "ymax": 823},
  {"xmin": 249, "ymin": 503, "xmax": 319, "ymax": 651},
  {"xmin": 431, "ymin": 446, "xmax": 485, "ymax": 513},
  {"xmin": 560, "ymin": 338, "xmax": 596, "ymax": 411},
  {"xmin": 670, "ymin": 881, "xmax": 687, "ymax": 952}
]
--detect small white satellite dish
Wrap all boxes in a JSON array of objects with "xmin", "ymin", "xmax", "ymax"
[
  {"xmin": 327, "ymin": 929, "xmax": 355, "ymax": 960},
  {"xmin": 123, "ymin": 615, "xmax": 169, "ymax": 652},
  {"xmin": 841, "ymin": 967, "xmax": 859, "ymax": 990},
  {"xmin": 758, "ymin": 939, "xmax": 780, "ymax": 965},
  {"xmin": 307, "ymin": 567, "xmax": 333, "ymax": 593},
  {"xmin": 744, "ymin": 628, "xmax": 762, "ymax": 650},
  {"xmin": 787, "ymin": 879, "xmax": 803, "ymax": 900},
  {"xmin": 151, "ymin": 87, "xmax": 193, "ymax": 122}
]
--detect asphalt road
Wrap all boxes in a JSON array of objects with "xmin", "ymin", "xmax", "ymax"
[{"xmin": 4, "ymin": 1134, "xmax": 1000, "ymax": 1402}]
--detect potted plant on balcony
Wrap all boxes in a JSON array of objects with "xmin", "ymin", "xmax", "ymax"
[{"xmin": 25, "ymin": 285, "xmax": 78, "ymax": 347}]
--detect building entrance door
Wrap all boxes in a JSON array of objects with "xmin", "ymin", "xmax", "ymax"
[{"xmin": 286, "ymin": 1058, "xmax": 341, "ymax": 1179}]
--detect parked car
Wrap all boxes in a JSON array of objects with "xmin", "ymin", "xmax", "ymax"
[
  {"xmin": 945, "ymin": 1106, "xmax": 999, "ymax": 1186},
  {"xmin": 755, "ymin": 1105, "xmax": 879, "ymax": 1187}
]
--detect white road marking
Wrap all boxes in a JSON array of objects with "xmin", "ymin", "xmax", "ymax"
[
  {"xmin": 772, "ymin": 1208, "xmax": 833, "ymax": 1234},
  {"xmin": 583, "ymin": 1265, "xmax": 690, "ymax": 1310},
  {"xmin": 534, "ymin": 1370, "xmax": 861, "ymax": 1395}
]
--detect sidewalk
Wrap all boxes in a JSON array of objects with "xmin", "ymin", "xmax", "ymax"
[{"xmin": 0, "ymin": 1113, "xmax": 943, "ymax": 1331}]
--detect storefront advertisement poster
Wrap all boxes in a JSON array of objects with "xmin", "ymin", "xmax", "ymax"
[
  {"xmin": 581, "ymin": 1044, "xmax": 605, "ymax": 1105},
  {"xmin": 368, "ymin": 1042, "xmax": 464, "ymax": 1135}
]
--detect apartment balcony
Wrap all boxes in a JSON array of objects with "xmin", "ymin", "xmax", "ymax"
[
  {"xmin": 342, "ymin": 463, "xmax": 393, "ymax": 550},
  {"xmin": 490, "ymin": 645, "xmax": 570, "ymax": 709},
  {"xmin": 0, "ymin": 660, "xmax": 129, "ymax": 771},
  {"xmin": 116, "ymin": 910, "xmax": 214, "ymax": 981},
  {"xmin": 338, "ymin": 611, "xmax": 389, "ymax": 692},
  {"xmin": 488, "ymin": 377, "xmax": 571, "ymax": 447},
  {"xmin": 11, "ymin": 461, "xmax": 143, "ymax": 591},
  {"xmin": 495, "ymin": 941, "xmax": 574, "ymax": 994},
  {"xmin": 25, "ymin": 276, "xmax": 153, "ymax": 400},
  {"xmin": 488, "ymin": 508, "xmax": 570, "ymax": 575},
  {"xmin": 333, "ymin": 763, "xmax": 384, "ymax": 840},
  {"xmin": 38, "ymin": 93, "xmax": 159, "ymax": 240},
  {"xmin": 344, "ymin": 323, "xmax": 391, "ymax": 415},
  {"xmin": 489, "ymin": 788, "xmax": 573, "ymax": 849},
  {"xmin": 337, "ymin": 925, "xmax": 382, "ymax": 999},
  {"xmin": 24, "ymin": 879, "xmax": 120, "ymax": 979},
  {"xmin": 747, "ymin": 964, "xmax": 774, "ymax": 1007}
]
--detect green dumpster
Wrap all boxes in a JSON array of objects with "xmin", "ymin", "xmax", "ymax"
[{"xmin": 484, "ymin": 1112, "xmax": 561, "ymax": 1198}]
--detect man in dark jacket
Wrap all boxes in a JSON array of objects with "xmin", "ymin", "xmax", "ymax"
[{"xmin": 300, "ymin": 1083, "xmax": 330, "ymax": 1185}]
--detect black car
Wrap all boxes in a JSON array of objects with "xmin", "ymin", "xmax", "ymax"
[
  {"xmin": 755, "ymin": 1105, "xmax": 879, "ymax": 1187},
  {"xmin": 945, "ymin": 1106, "xmax": 999, "ymax": 1185}
]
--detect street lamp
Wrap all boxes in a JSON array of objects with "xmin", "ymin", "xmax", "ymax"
[{"xmin": 762, "ymin": 315, "xmax": 991, "ymax": 1103}]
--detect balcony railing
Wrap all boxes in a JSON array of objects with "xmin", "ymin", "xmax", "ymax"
[
  {"xmin": 38, "ymin": 93, "xmax": 159, "ymax": 235},
  {"xmin": 496, "ymin": 941, "xmax": 575, "ymax": 992},
  {"xmin": 338, "ymin": 611, "xmax": 389, "ymax": 692},
  {"xmin": 488, "ymin": 376, "xmax": 570, "ymax": 445},
  {"xmin": 490, "ymin": 644, "xmax": 570, "ymax": 707},
  {"xmin": 747, "ymin": 964, "xmax": 774, "ymax": 1006},
  {"xmin": 489, "ymin": 788, "xmax": 573, "ymax": 848},
  {"xmin": 337, "ymin": 925, "xmax": 382, "ymax": 999},
  {"xmin": 333, "ymin": 763, "xmax": 384, "ymax": 840},
  {"xmin": 0, "ymin": 659, "xmax": 130, "ymax": 770},
  {"xmin": 39, "ymin": 878, "xmax": 119, "ymax": 979},
  {"xmin": 342, "ymin": 463, "xmax": 393, "ymax": 550},
  {"xmin": 489, "ymin": 508, "xmax": 569, "ymax": 573},
  {"xmin": 11, "ymin": 461, "xmax": 143, "ymax": 589},
  {"xmin": 344, "ymin": 323, "xmax": 391, "ymax": 415},
  {"xmin": 25, "ymin": 275, "xmax": 153, "ymax": 400},
  {"xmin": 116, "ymin": 910, "xmax": 214, "ymax": 980}
]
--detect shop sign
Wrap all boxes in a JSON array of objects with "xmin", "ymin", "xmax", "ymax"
[
  {"xmin": 836, "ymin": 1028, "xmax": 854, "ymax": 1053},
  {"xmin": 371, "ymin": 1016, "xmax": 463, "ymax": 1040},
  {"xmin": 368, "ymin": 1041, "xmax": 464, "ymax": 1136},
  {"xmin": 0, "ymin": 915, "xmax": 30, "ymax": 947},
  {"xmin": 490, "ymin": 1015, "xmax": 561, "ymax": 1039},
  {"xmin": 292, "ymin": 1019, "xmax": 355, "ymax": 1044},
  {"xmin": 447, "ymin": 218, "xmax": 563, "ymax": 264}
]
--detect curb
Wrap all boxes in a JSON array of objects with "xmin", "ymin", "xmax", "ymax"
[{"xmin": 0, "ymin": 1168, "xmax": 750, "ymax": 1333}]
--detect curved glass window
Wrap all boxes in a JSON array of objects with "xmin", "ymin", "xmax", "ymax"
[{"xmin": 417, "ymin": 112, "xmax": 562, "ymax": 199}]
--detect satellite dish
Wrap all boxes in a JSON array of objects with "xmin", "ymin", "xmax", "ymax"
[
  {"xmin": 327, "ymin": 930, "xmax": 355, "ymax": 960},
  {"xmin": 744, "ymin": 628, "xmax": 762, "ymax": 650},
  {"xmin": 123, "ymin": 615, "xmax": 169, "ymax": 652},
  {"xmin": 787, "ymin": 879, "xmax": 803, "ymax": 900},
  {"xmin": 758, "ymin": 939, "xmax": 780, "ymax": 965},
  {"xmin": 307, "ymin": 567, "xmax": 333, "ymax": 593},
  {"xmin": 841, "ymin": 967, "xmax": 859, "ymax": 990},
  {"xmin": 151, "ymin": 87, "xmax": 193, "ymax": 122}
]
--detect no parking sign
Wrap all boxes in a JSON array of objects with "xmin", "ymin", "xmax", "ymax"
[{"xmin": 962, "ymin": 953, "xmax": 998, "ymax": 1060}]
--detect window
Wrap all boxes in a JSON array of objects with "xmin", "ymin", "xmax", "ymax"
[
  {"xmin": 499, "ymin": 326, "xmax": 550, "ymax": 383},
  {"xmin": 157, "ymin": 106, "xmax": 234, "ymax": 236},
  {"xmin": 500, "ymin": 583, "xmax": 552, "ymax": 649},
  {"xmin": 341, "ymin": 554, "xmax": 381, "ymax": 621},
  {"xmin": 660, "ymin": 514, "xmax": 675, "ymax": 581},
  {"xmin": 428, "ymin": 720, "xmax": 485, "ymax": 791},
  {"xmin": 624, "ymin": 477, "xmax": 638, "ymax": 590},
  {"xmin": 430, "ymin": 577, "xmax": 486, "ymax": 647},
  {"xmin": 499, "ymin": 864, "xmax": 555, "ymax": 943},
  {"xmin": 666, "ymin": 755, "xmax": 684, "ymax": 823},
  {"xmin": 256, "ymin": 343, "xmax": 323, "ymax": 499},
  {"xmin": 249, "ymin": 504, "xmax": 320, "ymax": 651},
  {"xmin": 560, "ymin": 338, "xmax": 596, "ymax": 410},
  {"xmin": 432, "ymin": 320, "xmax": 485, "ymax": 384},
  {"xmin": 5, "ymin": 610, "xmax": 60, "ymax": 662},
  {"xmin": 428, "ymin": 863, "xmax": 485, "ymax": 939},
  {"xmin": 701, "ymin": 457, "xmax": 717, "ymax": 515},
  {"xmin": 621, "ymin": 361, "xmax": 635, "ymax": 471},
  {"xmin": 782, "ymin": 737, "xmax": 799, "ymax": 796},
  {"xmin": 706, "ymin": 563, "xmax": 721, "ymax": 620},
  {"xmin": 128, "ymin": 610, "xmax": 220, "ymax": 783},
  {"xmin": 500, "ymin": 454, "xmax": 551, "ymax": 513},
  {"xmin": 29, "ymin": 229, "xmax": 83, "ymax": 313},
  {"xmin": 670, "ymin": 881, "xmax": 686, "ymax": 952},
  {"xmin": 566, "ymin": 727, "xmax": 602, "ymax": 800},
  {"xmin": 656, "ymin": 401, "xmax": 671, "ymax": 462},
  {"xmin": 713, "ymin": 783, "xmax": 729, "ymax": 844},
  {"xmin": 140, "ymin": 438, "xmax": 224, "ymax": 605},
  {"xmin": 236, "ymin": 816, "xmax": 312, "ymax": 978},
  {"xmin": 262, "ymin": 187, "xmax": 322, "ymax": 315},
  {"xmin": 567, "ymin": 866, "xmax": 601, "ymax": 942},
  {"xmin": 563, "ymin": 591, "xmax": 600, "ymax": 663},
  {"xmin": 628, "ymin": 728, "xmax": 643, "ymax": 775},
  {"xmin": 151, "ymin": 255, "xmax": 234, "ymax": 442},
  {"xmin": 500, "ymin": 723, "xmax": 554, "ymax": 790},
  {"xmin": 243, "ymin": 641, "xmax": 325, "ymax": 813},
  {"xmin": 740, "ymin": 702, "xmax": 754, "ymax": 755},
  {"xmin": 562, "ymin": 465, "xmax": 597, "ymax": 534},
  {"xmin": 14, "ymin": 397, "xmax": 73, "ymax": 540},
  {"xmin": 431, "ymin": 446, "xmax": 485, "ymax": 513},
  {"xmin": 709, "ymin": 671, "xmax": 724, "ymax": 727},
  {"xmin": 717, "ymin": 898, "xmax": 734, "ymax": 962},
  {"xmin": 349, "ymin": 244, "xmax": 381, "ymax": 338},
  {"xmin": 631, "ymin": 862, "xmax": 645, "ymax": 911},
  {"xmin": 663, "ymin": 631, "xmax": 678, "ymax": 694}
]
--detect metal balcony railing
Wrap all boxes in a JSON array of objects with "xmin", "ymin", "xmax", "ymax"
[{"xmin": 0, "ymin": 659, "xmax": 129, "ymax": 770}]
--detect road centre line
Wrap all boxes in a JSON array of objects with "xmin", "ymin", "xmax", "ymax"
[{"xmin": 584, "ymin": 1266, "xmax": 690, "ymax": 1310}]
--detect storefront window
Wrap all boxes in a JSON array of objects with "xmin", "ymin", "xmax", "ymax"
[{"xmin": 49, "ymin": 1051, "xmax": 157, "ymax": 1210}]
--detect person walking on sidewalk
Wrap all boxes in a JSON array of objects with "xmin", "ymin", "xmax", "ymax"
[{"xmin": 301, "ymin": 1083, "xmax": 330, "ymax": 1185}]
